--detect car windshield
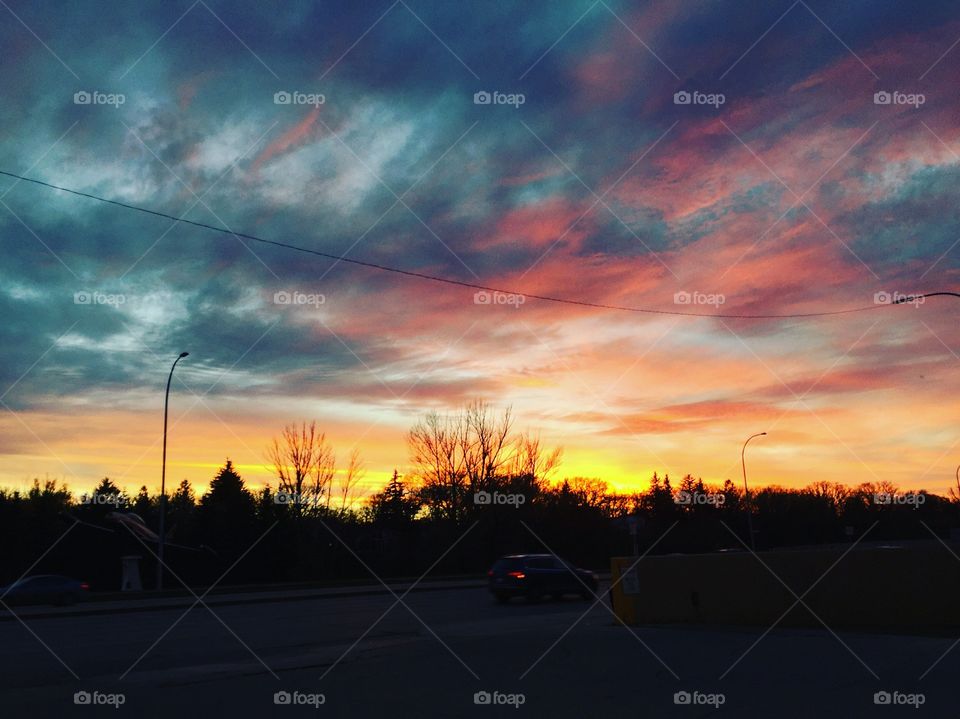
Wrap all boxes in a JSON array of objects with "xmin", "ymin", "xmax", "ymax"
[{"xmin": 492, "ymin": 558, "xmax": 525, "ymax": 572}]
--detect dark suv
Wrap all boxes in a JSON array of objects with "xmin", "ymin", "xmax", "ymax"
[{"xmin": 488, "ymin": 554, "xmax": 599, "ymax": 603}]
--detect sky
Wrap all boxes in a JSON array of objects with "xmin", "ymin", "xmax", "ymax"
[{"xmin": 2, "ymin": 0, "xmax": 960, "ymax": 499}]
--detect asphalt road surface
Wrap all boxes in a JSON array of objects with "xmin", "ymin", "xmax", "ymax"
[{"xmin": 2, "ymin": 584, "xmax": 958, "ymax": 717}]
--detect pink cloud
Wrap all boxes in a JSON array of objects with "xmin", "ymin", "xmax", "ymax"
[
  {"xmin": 251, "ymin": 106, "xmax": 323, "ymax": 172},
  {"xmin": 480, "ymin": 197, "xmax": 593, "ymax": 251}
]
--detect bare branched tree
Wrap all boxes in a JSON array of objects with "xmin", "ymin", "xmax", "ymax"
[
  {"xmin": 336, "ymin": 448, "xmax": 366, "ymax": 511},
  {"xmin": 266, "ymin": 421, "xmax": 336, "ymax": 516},
  {"xmin": 408, "ymin": 400, "xmax": 563, "ymax": 521},
  {"xmin": 510, "ymin": 430, "xmax": 563, "ymax": 490},
  {"xmin": 462, "ymin": 400, "xmax": 513, "ymax": 490},
  {"xmin": 408, "ymin": 409, "xmax": 468, "ymax": 521},
  {"xmin": 408, "ymin": 401, "xmax": 510, "ymax": 521}
]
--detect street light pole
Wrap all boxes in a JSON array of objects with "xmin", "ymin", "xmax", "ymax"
[
  {"xmin": 157, "ymin": 351, "xmax": 188, "ymax": 591},
  {"xmin": 741, "ymin": 432, "xmax": 766, "ymax": 551}
]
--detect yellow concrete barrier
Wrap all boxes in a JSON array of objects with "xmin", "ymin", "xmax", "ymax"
[{"xmin": 610, "ymin": 545, "xmax": 960, "ymax": 630}]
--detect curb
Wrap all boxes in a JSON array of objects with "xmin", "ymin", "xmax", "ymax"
[{"xmin": 0, "ymin": 581, "xmax": 488, "ymax": 622}]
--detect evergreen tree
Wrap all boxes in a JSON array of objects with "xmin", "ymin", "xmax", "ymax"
[
  {"xmin": 367, "ymin": 470, "xmax": 420, "ymax": 526},
  {"xmin": 198, "ymin": 460, "xmax": 257, "ymax": 561}
]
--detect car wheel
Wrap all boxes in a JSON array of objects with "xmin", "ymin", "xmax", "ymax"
[
  {"xmin": 494, "ymin": 592, "xmax": 510, "ymax": 604},
  {"xmin": 55, "ymin": 593, "xmax": 75, "ymax": 606},
  {"xmin": 525, "ymin": 590, "xmax": 542, "ymax": 603}
]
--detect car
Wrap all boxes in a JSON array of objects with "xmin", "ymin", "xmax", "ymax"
[
  {"xmin": 0, "ymin": 575, "xmax": 90, "ymax": 606},
  {"xmin": 488, "ymin": 554, "xmax": 599, "ymax": 603}
]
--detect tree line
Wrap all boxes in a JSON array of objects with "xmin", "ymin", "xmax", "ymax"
[{"xmin": 1, "ymin": 400, "xmax": 957, "ymax": 590}]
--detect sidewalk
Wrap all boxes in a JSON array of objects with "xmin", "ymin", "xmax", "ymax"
[{"xmin": 0, "ymin": 576, "xmax": 488, "ymax": 621}]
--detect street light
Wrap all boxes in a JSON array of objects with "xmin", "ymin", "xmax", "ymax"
[
  {"xmin": 157, "ymin": 351, "xmax": 188, "ymax": 591},
  {"xmin": 742, "ymin": 432, "xmax": 766, "ymax": 551}
]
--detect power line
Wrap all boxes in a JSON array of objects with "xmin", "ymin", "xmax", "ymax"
[{"xmin": 0, "ymin": 169, "xmax": 953, "ymax": 319}]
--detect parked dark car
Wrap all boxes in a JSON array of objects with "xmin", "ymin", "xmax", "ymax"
[
  {"xmin": 0, "ymin": 575, "xmax": 90, "ymax": 606},
  {"xmin": 488, "ymin": 554, "xmax": 598, "ymax": 603}
]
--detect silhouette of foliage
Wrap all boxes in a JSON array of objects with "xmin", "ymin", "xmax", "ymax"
[{"xmin": 1, "ymin": 410, "xmax": 958, "ymax": 590}]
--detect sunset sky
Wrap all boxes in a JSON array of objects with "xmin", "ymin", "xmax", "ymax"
[{"xmin": 2, "ymin": 0, "xmax": 960, "ymax": 499}]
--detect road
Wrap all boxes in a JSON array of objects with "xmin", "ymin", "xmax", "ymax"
[{"xmin": 2, "ymin": 583, "xmax": 958, "ymax": 717}]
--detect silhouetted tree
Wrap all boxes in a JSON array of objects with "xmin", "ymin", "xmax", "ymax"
[
  {"xmin": 510, "ymin": 431, "xmax": 562, "ymax": 491},
  {"xmin": 168, "ymin": 479, "xmax": 197, "ymax": 541},
  {"xmin": 76, "ymin": 477, "xmax": 127, "ymax": 522},
  {"xmin": 334, "ymin": 448, "xmax": 365, "ymax": 512},
  {"xmin": 198, "ymin": 460, "xmax": 257, "ymax": 565},
  {"xmin": 267, "ymin": 422, "xmax": 336, "ymax": 517},
  {"xmin": 367, "ymin": 470, "xmax": 421, "ymax": 526},
  {"xmin": 133, "ymin": 485, "xmax": 152, "ymax": 518},
  {"xmin": 408, "ymin": 400, "xmax": 513, "ymax": 523}
]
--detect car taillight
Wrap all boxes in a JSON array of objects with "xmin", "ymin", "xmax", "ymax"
[
  {"xmin": 80, "ymin": 583, "xmax": 90, "ymax": 590},
  {"xmin": 507, "ymin": 571, "xmax": 525, "ymax": 579},
  {"xmin": 487, "ymin": 570, "xmax": 493, "ymax": 576}
]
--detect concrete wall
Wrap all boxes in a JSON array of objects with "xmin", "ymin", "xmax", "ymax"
[{"xmin": 610, "ymin": 545, "xmax": 960, "ymax": 630}]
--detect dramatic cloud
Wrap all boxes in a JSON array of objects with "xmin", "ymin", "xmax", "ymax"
[{"xmin": 2, "ymin": 0, "xmax": 960, "ymax": 495}]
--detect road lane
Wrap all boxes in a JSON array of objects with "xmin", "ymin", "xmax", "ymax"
[
  {"xmin": 4, "ymin": 584, "xmax": 959, "ymax": 718},
  {"xmin": 0, "ymin": 584, "xmax": 609, "ymax": 689}
]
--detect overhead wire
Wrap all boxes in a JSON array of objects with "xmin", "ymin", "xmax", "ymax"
[{"xmin": 0, "ymin": 169, "xmax": 953, "ymax": 319}]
